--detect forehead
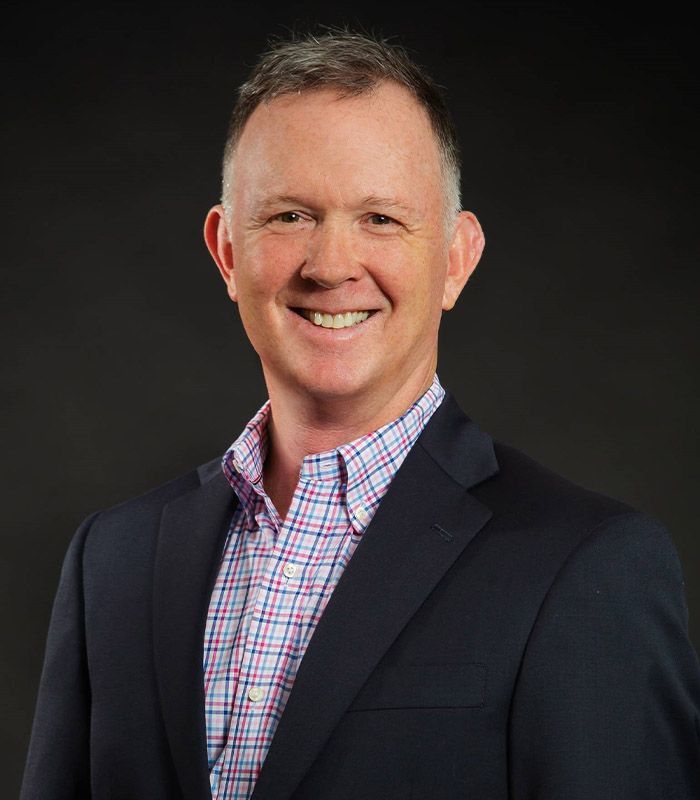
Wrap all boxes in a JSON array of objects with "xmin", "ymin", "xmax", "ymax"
[{"xmin": 227, "ymin": 81, "xmax": 444, "ymax": 210}]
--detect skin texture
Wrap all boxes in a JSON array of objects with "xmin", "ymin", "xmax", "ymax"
[{"xmin": 205, "ymin": 81, "xmax": 485, "ymax": 518}]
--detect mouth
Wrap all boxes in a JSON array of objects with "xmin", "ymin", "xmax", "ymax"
[{"xmin": 291, "ymin": 308, "xmax": 378, "ymax": 330}]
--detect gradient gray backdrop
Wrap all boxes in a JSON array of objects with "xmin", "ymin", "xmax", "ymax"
[{"xmin": 4, "ymin": 1, "xmax": 698, "ymax": 793}]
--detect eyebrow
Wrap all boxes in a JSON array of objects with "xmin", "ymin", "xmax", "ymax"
[
  {"xmin": 251, "ymin": 194, "xmax": 419, "ymax": 218},
  {"xmin": 251, "ymin": 195, "xmax": 311, "ymax": 215},
  {"xmin": 358, "ymin": 195, "xmax": 419, "ymax": 217}
]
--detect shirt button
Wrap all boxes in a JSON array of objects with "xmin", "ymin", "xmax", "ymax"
[
  {"xmin": 355, "ymin": 507, "xmax": 370, "ymax": 524},
  {"xmin": 232, "ymin": 456, "xmax": 243, "ymax": 473},
  {"xmin": 248, "ymin": 687, "xmax": 265, "ymax": 703},
  {"xmin": 283, "ymin": 563, "xmax": 297, "ymax": 578}
]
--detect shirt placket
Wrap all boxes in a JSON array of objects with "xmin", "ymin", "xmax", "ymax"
[{"xmin": 217, "ymin": 485, "xmax": 316, "ymax": 798}]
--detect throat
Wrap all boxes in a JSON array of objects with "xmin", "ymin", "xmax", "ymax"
[{"xmin": 262, "ymin": 451, "xmax": 298, "ymax": 524}]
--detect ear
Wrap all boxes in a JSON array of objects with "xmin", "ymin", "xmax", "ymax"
[
  {"xmin": 442, "ymin": 210, "xmax": 485, "ymax": 311},
  {"xmin": 204, "ymin": 204, "xmax": 238, "ymax": 302}
]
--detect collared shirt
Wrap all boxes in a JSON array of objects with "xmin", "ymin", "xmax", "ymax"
[{"xmin": 203, "ymin": 375, "xmax": 445, "ymax": 799}]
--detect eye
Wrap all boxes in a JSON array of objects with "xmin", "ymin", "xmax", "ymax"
[
  {"xmin": 271, "ymin": 211, "xmax": 304, "ymax": 224},
  {"xmin": 368, "ymin": 213, "xmax": 395, "ymax": 225}
]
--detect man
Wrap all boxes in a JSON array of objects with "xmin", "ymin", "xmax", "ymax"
[{"xmin": 23, "ymin": 30, "xmax": 700, "ymax": 800}]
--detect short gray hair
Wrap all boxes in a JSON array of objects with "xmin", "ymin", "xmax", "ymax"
[{"xmin": 221, "ymin": 29, "xmax": 462, "ymax": 230}]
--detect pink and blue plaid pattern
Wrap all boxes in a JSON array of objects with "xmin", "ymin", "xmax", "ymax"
[{"xmin": 203, "ymin": 375, "xmax": 445, "ymax": 799}]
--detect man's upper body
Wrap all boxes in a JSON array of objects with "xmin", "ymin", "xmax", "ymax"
[
  {"xmin": 22, "ymin": 30, "xmax": 700, "ymax": 799},
  {"xmin": 21, "ymin": 380, "xmax": 700, "ymax": 799}
]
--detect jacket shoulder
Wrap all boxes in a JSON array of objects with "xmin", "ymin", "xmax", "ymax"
[
  {"xmin": 483, "ymin": 438, "xmax": 639, "ymax": 525},
  {"xmin": 421, "ymin": 393, "xmax": 641, "ymax": 532},
  {"xmin": 470, "ymin": 438, "xmax": 678, "ymax": 582},
  {"xmin": 79, "ymin": 455, "xmax": 224, "ymax": 547}
]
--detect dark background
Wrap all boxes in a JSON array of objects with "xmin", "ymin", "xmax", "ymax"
[{"xmin": 3, "ymin": 0, "xmax": 698, "ymax": 791}]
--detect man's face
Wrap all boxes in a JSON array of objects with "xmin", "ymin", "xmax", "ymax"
[{"xmin": 208, "ymin": 81, "xmax": 481, "ymax": 406}]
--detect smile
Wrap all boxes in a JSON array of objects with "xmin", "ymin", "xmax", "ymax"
[{"xmin": 293, "ymin": 309, "xmax": 374, "ymax": 329}]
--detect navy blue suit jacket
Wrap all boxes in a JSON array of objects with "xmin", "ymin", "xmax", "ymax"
[{"xmin": 22, "ymin": 392, "xmax": 700, "ymax": 798}]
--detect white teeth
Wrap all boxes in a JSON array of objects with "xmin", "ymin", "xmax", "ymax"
[{"xmin": 301, "ymin": 309, "xmax": 371, "ymax": 329}]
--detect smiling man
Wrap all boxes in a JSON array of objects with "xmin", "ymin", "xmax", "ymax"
[{"xmin": 23, "ymin": 30, "xmax": 700, "ymax": 800}]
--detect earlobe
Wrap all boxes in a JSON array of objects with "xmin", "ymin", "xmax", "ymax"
[
  {"xmin": 204, "ymin": 204, "xmax": 238, "ymax": 302},
  {"xmin": 442, "ymin": 211, "xmax": 485, "ymax": 311}
]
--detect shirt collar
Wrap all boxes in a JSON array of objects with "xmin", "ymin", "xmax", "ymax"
[{"xmin": 222, "ymin": 375, "xmax": 445, "ymax": 532}]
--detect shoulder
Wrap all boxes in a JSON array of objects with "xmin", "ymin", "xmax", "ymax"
[
  {"xmin": 487, "ymin": 438, "xmax": 634, "ymax": 522},
  {"xmin": 420, "ymin": 392, "xmax": 676, "ymax": 577},
  {"xmin": 74, "ymin": 455, "xmax": 225, "ymax": 552},
  {"xmin": 479, "ymin": 438, "xmax": 683, "ymax": 595}
]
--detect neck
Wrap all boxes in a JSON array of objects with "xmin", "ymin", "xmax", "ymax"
[{"xmin": 261, "ymin": 361, "xmax": 436, "ymax": 520}]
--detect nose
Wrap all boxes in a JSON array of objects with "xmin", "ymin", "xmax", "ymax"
[{"xmin": 299, "ymin": 220, "xmax": 363, "ymax": 288}]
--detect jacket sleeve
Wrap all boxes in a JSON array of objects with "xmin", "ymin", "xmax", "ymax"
[
  {"xmin": 508, "ymin": 511, "xmax": 700, "ymax": 799},
  {"xmin": 21, "ymin": 512, "xmax": 101, "ymax": 800}
]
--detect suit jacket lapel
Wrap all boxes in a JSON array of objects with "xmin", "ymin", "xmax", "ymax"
[
  {"xmin": 153, "ymin": 464, "xmax": 236, "ymax": 800},
  {"xmin": 252, "ymin": 393, "xmax": 499, "ymax": 800}
]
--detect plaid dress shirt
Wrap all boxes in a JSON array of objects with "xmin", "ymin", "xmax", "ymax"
[{"xmin": 203, "ymin": 375, "xmax": 445, "ymax": 799}]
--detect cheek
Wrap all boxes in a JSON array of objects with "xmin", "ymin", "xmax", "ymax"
[
  {"xmin": 367, "ymin": 241, "xmax": 447, "ymax": 313},
  {"xmin": 236, "ymin": 236, "xmax": 307, "ymax": 299},
  {"xmin": 360, "ymin": 240, "xmax": 409, "ymax": 298}
]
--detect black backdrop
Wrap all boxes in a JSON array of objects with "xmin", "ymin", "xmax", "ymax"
[{"xmin": 4, "ymin": 1, "xmax": 698, "ymax": 792}]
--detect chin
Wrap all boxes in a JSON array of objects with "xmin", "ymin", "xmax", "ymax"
[
  {"xmin": 290, "ymin": 361, "xmax": 375, "ymax": 401},
  {"xmin": 299, "ymin": 376, "xmax": 369, "ymax": 402}
]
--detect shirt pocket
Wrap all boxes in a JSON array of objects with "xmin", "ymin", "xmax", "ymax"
[{"xmin": 347, "ymin": 662, "xmax": 487, "ymax": 711}]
